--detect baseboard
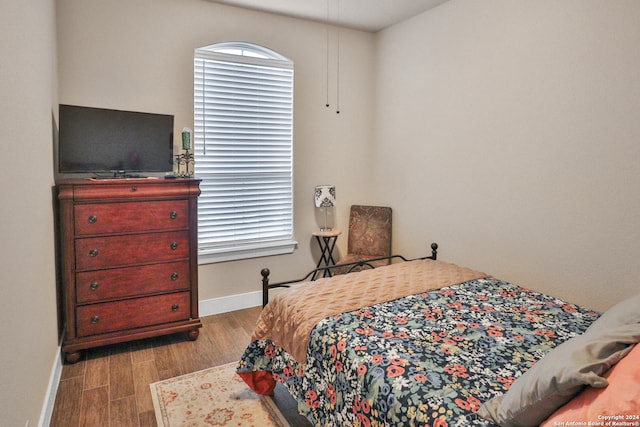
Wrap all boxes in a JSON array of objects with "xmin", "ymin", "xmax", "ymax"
[
  {"xmin": 199, "ymin": 290, "xmax": 262, "ymax": 317},
  {"xmin": 39, "ymin": 340, "xmax": 63, "ymax": 427},
  {"xmin": 40, "ymin": 293, "xmax": 258, "ymax": 425}
]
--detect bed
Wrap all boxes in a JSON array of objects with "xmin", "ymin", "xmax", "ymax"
[{"xmin": 237, "ymin": 245, "xmax": 640, "ymax": 427}]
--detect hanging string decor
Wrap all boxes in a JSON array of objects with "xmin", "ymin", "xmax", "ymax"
[
  {"xmin": 325, "ymin": 0, "xmax": 341, "ymax": 114},
  {"xmin": 326, "ymin": 0, "xmax": 331, "ymax": 108}
]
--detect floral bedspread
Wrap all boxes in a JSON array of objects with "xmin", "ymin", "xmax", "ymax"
[{"xmin": 238, "ymin": 278, "xmax": 600, "ymax": 427}]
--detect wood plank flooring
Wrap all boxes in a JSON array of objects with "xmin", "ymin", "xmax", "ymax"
[{"xmin": 50, "ymin": 306, "xmax": 309, "ymax": 426}]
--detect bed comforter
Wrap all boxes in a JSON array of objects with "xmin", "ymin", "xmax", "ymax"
[{"xmin": 237, "ymin": 260, "xmax": 600, "ymax": 426}]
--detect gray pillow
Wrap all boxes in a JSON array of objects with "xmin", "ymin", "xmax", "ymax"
[
  {"xmin": 585, "ymin": 293, "xmax": 640, "ymax": 334},
  {"xmin": 478, "ymin": 294, "xmax": 640, "ymax": 427}
]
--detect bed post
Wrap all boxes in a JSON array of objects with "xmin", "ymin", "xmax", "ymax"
[
  {"xmin": 261, "ymin": 268, "xmax": 271, "ymax": 307},
  {"xmin": 431, "ymin": 242, "xmax": 438, "ymax": 260}
]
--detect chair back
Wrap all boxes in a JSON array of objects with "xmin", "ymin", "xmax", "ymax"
[{"xmin": 347, "ymin": 205, "xmax": 392, "ymax": 258}]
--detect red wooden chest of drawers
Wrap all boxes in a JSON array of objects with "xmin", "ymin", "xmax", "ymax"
[{"xmin": 57, "ymin": 178, "xmax": 202, "ymax": 363}]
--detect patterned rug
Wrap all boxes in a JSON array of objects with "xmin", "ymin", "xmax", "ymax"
[{"xmin": 150, "ymin": 362, "xmax": 289, "ymax": 427}]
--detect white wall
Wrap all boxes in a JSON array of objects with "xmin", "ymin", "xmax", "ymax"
[
  {"xmin": 374, "ymin": 0, "xmax": 640, "ymax": 310},
  {"xmin": 0, "ymin": 0, "xmax": 59, "ymax": 425},
  {"xmin": 56, "ymin": 0, "xmax": 377, "ymax": 301}
]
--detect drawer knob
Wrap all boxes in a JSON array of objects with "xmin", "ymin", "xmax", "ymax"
[
  {"xmin": 90, "ymin": 282, "xmax": 99, "ymax": 291},
  {"xmin": 170, "ymin": 211, "xmax": 178, "ymax": 219},
  {"xmin": 131, "ymin": 186, "xmax": 138, "ymax": 192},
  {"xmin": 171, "ymin": 304, "xmax": 179, "ymax": 312},
  {"xmin": 171, "ymin": 272, "xmax": 179, "ymax": 281},
  {"xmin": 170, "ymin": 241, "xmax": 178, "ymax": 250},
  {"xmin": 89, "ymin": 249, "xmax": 99, "ymax": 257},
  {"xmin": 88, "ymin": 215, "xmax": 97, "ymax": 224},
  {"xmin": 91, "ymin": 316, "xmax": 100, "ymax": 324}
]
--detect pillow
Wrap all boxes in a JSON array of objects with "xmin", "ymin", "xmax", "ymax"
[
  {"xmin": 585, "ymin": 293, "xmax": 640, "ymax": 335},
  {"xmin": 478, "ymin": 294, "xmax": 640, "ymax": 427},
  {"xmin": 540, "ymin": 343, "xmax": 640, "ymax": 426}
]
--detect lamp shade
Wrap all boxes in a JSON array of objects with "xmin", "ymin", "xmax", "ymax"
[{"xmin": 314, "ymin": 185, "xmax": 336, "ymax": 208}]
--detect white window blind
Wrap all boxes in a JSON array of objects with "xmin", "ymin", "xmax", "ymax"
[{"xmin": 194, "ymin": 43, "xmax": 296, "ymax": 263}]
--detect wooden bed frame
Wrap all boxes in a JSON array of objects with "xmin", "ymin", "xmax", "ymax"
[{"xmin": 261, "ymin": 242, "xmax": 438, "ymax": 306}]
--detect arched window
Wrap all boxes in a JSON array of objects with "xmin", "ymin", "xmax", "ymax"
[{"xmin": 194, "ymin": 42, "xmax": 295, "ymax": 263}]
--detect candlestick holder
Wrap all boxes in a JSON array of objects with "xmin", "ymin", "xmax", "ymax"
[{"xmin": 174, "ymin": 150, "xmax": 195, "ymax": 177}]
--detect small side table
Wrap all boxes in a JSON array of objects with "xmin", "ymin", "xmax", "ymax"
[{"xmin": 312, "ymin": 228, "xmax": 342, "ymax": 280}]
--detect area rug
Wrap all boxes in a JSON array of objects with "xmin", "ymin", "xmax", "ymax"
[{"xmin": 150, "ymin": 362, "xmax": 289, "ymax": 427}]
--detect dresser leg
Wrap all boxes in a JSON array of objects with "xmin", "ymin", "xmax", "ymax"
[
  {"xmin": 187, "ymin": 329, "xmax": 200, "ymax": 341},
  {"xmin": 65, "ymin": 351, "xmax": 81, "ymax": 364}
]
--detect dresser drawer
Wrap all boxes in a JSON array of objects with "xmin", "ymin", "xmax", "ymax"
[
  {"xmin": 75, "ymin": 231, "xmax": 189, "ymax": 271},
  {"xmin": 76, "ymin": 261, "xmax": 190, "ymax": 303},
  {"xmin": 74, "ymin": 200, "xmax": 189, "ymax": 235},
  {"xmin": 76, "ymin": 292, "xmax": 191, "ymax": 337},
  {"xmin": 72, "ymin": 181, "xmax": 195, "ymax": 200}
]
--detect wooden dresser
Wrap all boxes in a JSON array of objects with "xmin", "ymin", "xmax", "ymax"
[{"xmin": 57, "ymin": 178, "xmax": 202, "ymax": 363}]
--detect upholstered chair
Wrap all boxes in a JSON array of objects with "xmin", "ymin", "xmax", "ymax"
[{"xmin": 335, "ymin": 205, "xmax": 392, "ymax": 273}]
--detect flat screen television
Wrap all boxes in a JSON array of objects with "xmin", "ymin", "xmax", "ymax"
[{"xmin": 58, "ymin": 104, "xmax": 174, "ymax": 176}]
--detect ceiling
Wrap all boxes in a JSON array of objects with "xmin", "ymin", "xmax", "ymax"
[{"xmin": 204, "ymin": 0, "xmax": 450, "ymax": 32}]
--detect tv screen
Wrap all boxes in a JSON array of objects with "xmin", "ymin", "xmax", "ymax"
[{"xmin": 58, "ymin": 104, "xmax": 174, "ymax": 175}]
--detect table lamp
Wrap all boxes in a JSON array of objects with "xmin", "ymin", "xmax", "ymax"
[{"xmin": 314, "ymin": 185, "xmax": 336, "ymax": 231}]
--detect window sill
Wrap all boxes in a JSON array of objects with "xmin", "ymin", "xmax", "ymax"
[{"xmin": 198, "ymin": 240, "xmax": 298, "ymax": 264}]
